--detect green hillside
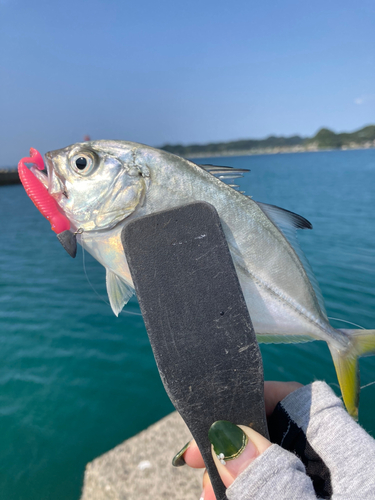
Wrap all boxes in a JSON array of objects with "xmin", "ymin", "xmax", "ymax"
[
  {"xmin": 309, "ymin": 125, "xmax": 375, "ymax": 148},
  {"xmin": 161, "ymin": 134, "xmax": 306, "ymax": 156},
  {"xmin": 161, "ymin": 125, "xmax": 375, "ymax": 156}
]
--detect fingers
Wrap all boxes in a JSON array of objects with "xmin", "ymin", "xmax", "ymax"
[
  {"xmin": 208, "ymin": 420, "xmax": 271, "ymax": 488},
  {"xmin": 172, "ymin": 442, "xmax": 215, "ymax": 499},
  {"xmin": 264, "ymin": 381, "xmax": 303, "ymax": 417},
  {"xmin": 172, "ymin": 382, "xmax": 303, "ymax": 466},
  {"xmin": 172, "ymin": 381, "xmax": 304, "ymax": 497},
  {"xmin": 172, "ymin": 440, "xmax": 205, "ymax": 469},
  {"xmin": 171, "ymin": 421, "xmax": 273, "ymax": 493},
  {"xmin": 201, "ymin": 471, "xmax": 215, "ymax": 500}
]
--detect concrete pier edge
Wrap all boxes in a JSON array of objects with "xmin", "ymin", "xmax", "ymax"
[{"xmin": 80, "ymin": 411, "xmax": 203, "ymax": 499}]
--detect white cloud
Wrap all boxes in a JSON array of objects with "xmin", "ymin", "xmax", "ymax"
[{"xmin": 354, "ymin": 94, "xmax": 375, "ymax": 105}]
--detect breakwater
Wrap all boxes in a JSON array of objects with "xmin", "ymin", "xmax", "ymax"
[
  {"xmin": 0, "ymin": 170, "xmax": 20, "ymax": 186},
  {"xmin": 80, "ymin": 411, "xmax": 201, "ymax": 500}
]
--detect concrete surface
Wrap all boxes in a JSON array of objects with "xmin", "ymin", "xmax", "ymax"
[{"xmin": 80, "ymin": 411, "xmax": 203, "ymax": 500}]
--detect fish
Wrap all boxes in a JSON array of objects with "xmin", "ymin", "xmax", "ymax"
[{"xmin": 20, "ymin": 140, "xmax": 375, "ymax": 419}]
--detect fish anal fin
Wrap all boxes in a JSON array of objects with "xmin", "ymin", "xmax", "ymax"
[
  {"xmin": 257, "ymin": 334, "xmax": 313, "ymax": 344},
  {"xmin": 106, "ymin": 269, "xmax": 133, "ymax": 316}
]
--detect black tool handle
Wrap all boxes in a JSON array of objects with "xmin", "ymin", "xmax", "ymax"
[{"xmin": 122, "ymin": 202, "xmax": 268, "ymax": 500}]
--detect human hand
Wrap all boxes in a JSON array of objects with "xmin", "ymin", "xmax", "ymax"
[{"xmin": 172, "ymin": 381, "xmax": 303, "ymax": 500}]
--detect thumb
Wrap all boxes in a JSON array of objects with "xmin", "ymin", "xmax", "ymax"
[{"xmin": 208, "ymin": 420, "xmax": 272, "ymax": 489}]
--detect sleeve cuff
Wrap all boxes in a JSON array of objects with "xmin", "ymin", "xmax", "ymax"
[{"xmin": 227, "ymin": 444, "xmax": 316, "ymax": 500}]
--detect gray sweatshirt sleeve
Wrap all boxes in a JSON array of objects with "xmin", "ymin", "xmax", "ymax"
[
  {"xmin": 226, "ymin": 443, "xmax": 317, "ymax": 500},
  {"xmin": 226, "ymin": 381, "xmax": 375, "ymax": 500}
]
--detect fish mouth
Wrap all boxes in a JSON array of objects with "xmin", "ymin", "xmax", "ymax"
[
  {"xmin": 44, "ymin": 152, "xmax": 68, "ymax": 199},
  {"xmin": 24, "ymin": 152, "xmax": 64, "ymax": 196},
  {"xmin": 18, "ymin": 147, "xmax": 72, "ymax": 234},
  {"xmin": 28, "ymin": 159, "xmax": 48, "ymax": 188},
  {"xmin": 44, "ymin": 151, "xmax": 54, "ymax": 174},
  {"xmin": 19, "ymin": 148, "xmax": 77, "ymax": 258},
  {"xmin": 44, "ymin": 151, "xmax": 55, "ymax": 187}
]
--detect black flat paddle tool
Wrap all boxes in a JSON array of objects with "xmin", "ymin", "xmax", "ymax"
[{"xmin": 122, "ymin": 202, "xmax": 268, "ymax": 500}]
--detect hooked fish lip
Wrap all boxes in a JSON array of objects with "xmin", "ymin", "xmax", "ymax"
[
  {"xmin": 30, "ymin": 165, "xmax": 48, "ymax": 188},
  {"xmin": 44, "ymin": 152, "xmax": 66, "ymax": 197},
  {"xmin": 44, "ymin": 152, "xmax": 54, "ymax": 177},
  {"xmin": 44, "ymin": 152, "xmax": 53, "ymax": 181}
]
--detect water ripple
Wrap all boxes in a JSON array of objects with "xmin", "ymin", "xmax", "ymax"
[{"xmin": 0, "ymin": 150, "xmax": 374, "ymax": 499}]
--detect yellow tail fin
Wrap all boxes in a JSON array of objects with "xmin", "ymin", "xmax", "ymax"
[{"xmin": 329, "ymin": 329, "xmax": 375, "ymax": 420}]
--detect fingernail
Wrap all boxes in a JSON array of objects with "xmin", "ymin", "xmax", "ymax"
[
  {"xmin": 208, "ymin": 421, "xmax": 257, "ymax": 476},
  {"xmin": 172, "ymin": 441, "xmax": 191, "ymax": 467},
  {"xmin": 199, "ymin": 490, "xmax": 205, "ymax": 500}
]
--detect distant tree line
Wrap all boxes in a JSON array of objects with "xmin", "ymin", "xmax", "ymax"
[
  {"xmin": 309, "ymin": 126, "xmax": 375, "ymax": 148},
  {"xmin": 160, "ymin": 125, "xmax": 375, "ymax": 156}
]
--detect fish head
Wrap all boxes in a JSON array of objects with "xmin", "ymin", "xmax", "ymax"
[{"xmin": 45, "ymin": 140, "xmax": 150, "ymax": 232}]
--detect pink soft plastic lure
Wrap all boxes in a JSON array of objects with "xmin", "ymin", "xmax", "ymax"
[{"xmin": 18, "ymin": 148, "xmax": 70, "ymax": 234}]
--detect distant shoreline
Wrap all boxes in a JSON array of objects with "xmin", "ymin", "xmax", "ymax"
[
  {"xmin": 185, "ymin": 144, "xmax": 375, "ymax": 160},
  {"xmin": 161, "ymin": 124, "xmax": 375, "ymax": 159},
  {"xmin": 1, "ymin": 145, "xmax": 375, "ymax": 185}
]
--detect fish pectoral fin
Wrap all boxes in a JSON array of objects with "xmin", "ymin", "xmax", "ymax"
[
  {"xmin": 330, "ymin": 329, "xmax": 375, "ymax": 420},
  {"xmin": 106, "ymin": 269, "xmax": 134, "ymax": 316}
]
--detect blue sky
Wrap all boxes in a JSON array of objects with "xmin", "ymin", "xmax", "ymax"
[{"xmin": 1, "ymin": 0, "xmax": 374, "ymax": 166}]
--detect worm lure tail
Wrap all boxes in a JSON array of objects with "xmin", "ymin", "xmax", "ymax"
[{"xmin": 18, "ymin": 148, "xmax": 77, "ymax": 258}]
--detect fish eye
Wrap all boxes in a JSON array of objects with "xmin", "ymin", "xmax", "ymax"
[
  {"xmin": 71, "ymin": 152, "xmax": 96, "ymax": 175},
  {"xmin": 76, "ymin": 157, "xmax": 87, "ymax": 170}
]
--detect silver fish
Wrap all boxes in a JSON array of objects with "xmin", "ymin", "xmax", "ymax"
[{"xmin": 37, "ymin": 140, "xmax": 374, "ymax": 418}]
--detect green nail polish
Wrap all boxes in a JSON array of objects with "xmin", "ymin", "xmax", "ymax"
[
  {"xmin": 208, "ymin": 421, "xmax": 248, "ymax": 464},
  {"xmin": 172, "ymin": 441, "xmax": 191, "ymax": 467}
]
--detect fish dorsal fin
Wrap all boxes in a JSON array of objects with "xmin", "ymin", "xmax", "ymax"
[
  {"xmin": 197, "ymin": 163, "xmax": 250, "ymax": 191},
  {"xmin": 106, "ymin": 269, "xmax": 134, "ymax": 316},
  {"xmin": 256, "ymin": 201, "xmax": 328, "ymax": 319}
]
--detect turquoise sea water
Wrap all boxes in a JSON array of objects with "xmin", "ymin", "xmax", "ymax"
[{"xmin": 1, "ymin": 149, "xmax": 375, "ymax": 499}]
